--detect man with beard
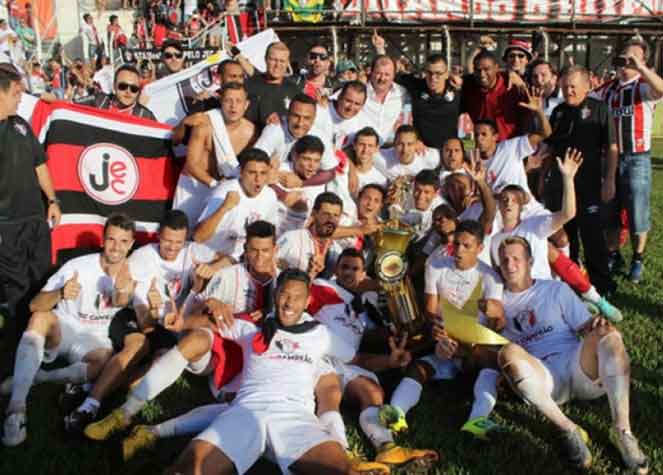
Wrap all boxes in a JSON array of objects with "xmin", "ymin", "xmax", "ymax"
[
  {"xmin": 173, "ymin": 82, "xmax": 258, "ymax": 225},
  {"xmin": 277, "ymin": 192, "xmax": 344, "ymax": 280},
  {"xmin": 63, "ymin": 210, "xmax": 221, "ymax": 434},
  {"xmin": 295, "ymin": 43, "xmax": 337, "ymax": 100},
  {"xmin": 84, "ymin": 221, "xmax": 279, "ymax": 446},
  {"xmin": 193, "ymin": 148, "xmax": 278, "ymax": 261},
  {"xmin": 495, "ymin": 237, "xmax": 648, "ymax": 473},
  {"xmin": 2, "ymin": 214, "xmax": 136, "ymax": 447},
  {"xmin": 530, "ymin": 60, "xmax": 563, "ymax": 118}
]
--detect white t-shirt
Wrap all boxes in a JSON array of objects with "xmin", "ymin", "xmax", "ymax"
[
  {"xmin": 130, "ymin": 242, "xmax": 215, "ymax": 319},
  {"xmin": 401, "ymin": 194, "xmax": 446, "ymax": 239},
  {"xmin": 276, "ymin": 161, "xmax": 326, "ymax": 233},
  {"xmin": 356, "ymin": 165, "xmax": 388, "ymax": 190},
  {"xmin": 0, "ymin": 27, "xmax": 17, "ymax": 54},
  {"xmin": 424, "ymin": 255, "xmax": 503, "ymax": 320},
  {"xmin": 485, "ymin": 135, "xmax": 534, "ymax": 194},
  {"xmin": 315, "ymin": 102, "xmax": 372, "ymax": 149},
  {"xmin": 501, "ymin": 279, "xmax": 591, "ymax": 360},
  {"xmin": 42, "ymin": 253, "xmax": 130, "ymax": 338},
  {"xmin": 197, "ymin": 179, "xmax": 279, "ymax": 259},
  {"xmin": 360, "ymin": 82, "xmax": 412, "ymax": 145},
  {"xmin": 374, "ymin": 147, "xmax": 440, "ymax": 182},
  {"xmin": 198, "ymin": 263, "xmax": 274, "ymax": 314},
  {"xmin": 458, "ymin": 202, "xmax": 502, "ymax": 265},
  {"xmin": 254, "ymin": 121, "xmax": 338, "ymax": 170},
  {"xmin": 277, "ymin": 228, "xmax": 342, "ymax": 274},
  {"xmin": 221, "ymin": 314, "xmax": 356, "ymax": 412},
  {"xmin": 491, "ymin": 214, "xmax": 554, "ymax": 279}
]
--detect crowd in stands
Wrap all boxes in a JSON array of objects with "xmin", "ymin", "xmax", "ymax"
[{"xmin": 0, "ymin": 17, "xmax": 661, "ymax": 475}]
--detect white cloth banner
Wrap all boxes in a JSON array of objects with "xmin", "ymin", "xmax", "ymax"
[{"xmin": 143, "ymin": 29, "xmax": 280, "ymax": 126}]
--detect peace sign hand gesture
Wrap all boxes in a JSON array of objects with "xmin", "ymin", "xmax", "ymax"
[{"xmin": 388, "ymin": 333, "xmax": 412, "ymax": 369}]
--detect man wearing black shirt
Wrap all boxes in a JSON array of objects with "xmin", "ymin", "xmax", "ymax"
[
  {"xmin": 243, "ymin": 41, "xmax": 301, "ymax": 128},
  {"xmin": 396, "ymin": 54, "xmax": 461, "ymax": 149},
  {"xmin": 0, "ymin": 64, "xmax": 60, "ymax": 321},
  {"xmin": 546, "ymin": 66, "xmax": 619, "ymax": 295}
]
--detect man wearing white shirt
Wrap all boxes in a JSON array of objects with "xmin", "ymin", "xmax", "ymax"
[
  {"xmin": 2, "ymin": 214, "xmax": 136, "ymax": 447},
  {"xmin": 194, "ymin": 149, "xmax": 278, "ymax": 261},
  {"xmin": 473, "ymin": 86, "xmax": 551, "ymax": 214},
  {"xmin": 255, "ymin": 92, "xmax": 338, "ymax": 176},
  {"xmin": 316, "ymin": 80, "xmax": 370, "ymax": 149},
  {"xmin": 350, "ymin": 127, "xmax": 388, "ymax": 192},
  {"xmin": 375, "ymin": 125, "xmax": 439, "ymax": 182},
  {"xmin": 362, "ymin": 55, "xmax": 412, "ymax": 145},
  {"xmin": 494, "ymin": 237, "xmax": 648, "ymax": 473}
]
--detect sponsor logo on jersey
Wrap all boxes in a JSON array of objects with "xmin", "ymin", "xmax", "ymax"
[
  {"xmin": 13, "ymin": 121, "xmax": 27, "ymax": 136},
  {"xmin": 78, "ymin": 143, "xmax": 139, "ymax": 205}
]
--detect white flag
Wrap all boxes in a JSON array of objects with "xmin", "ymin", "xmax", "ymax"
[{"xmin": 143, "ymin": 29, "xmax": 280, "ymax": 126}]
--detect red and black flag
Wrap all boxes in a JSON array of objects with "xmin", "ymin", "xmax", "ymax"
[{"xmin": 30, "ymin": 100, "xmax": 178, "ymax": 264}]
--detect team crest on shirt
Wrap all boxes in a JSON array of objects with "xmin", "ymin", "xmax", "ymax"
[
  {"xmin": 513, "ymin": 309, "xmax": 537, "ymax": 333},
  {"xmin": 94, "ymin": 292, "xmax": 114, "ymax": 312},
  {"xmin": 275, "ymin": 338, "xmax": 301, "ymax": 354},
  {"xmin": 13, "ymin": 121, "xmax": 27, "ymax": 136},
  {"xmin": 581, "ymin": 106, "xmax": 591, "ymax": 120},
  {"xmin": 421, "ymin": 92, "xmax": 429, "ymax": 100},
  {"xmin": 284, "ymin": 96, "xmax": 291, "ymax": 110},
  {"xmin": 165, "ymin": 277, "xmax": 183, "ymax": 299},
  {"xmin": 444, "ymin": 90, "xmax": 455, "ymax": 102}
]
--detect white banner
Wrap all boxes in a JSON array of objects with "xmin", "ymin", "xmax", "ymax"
[
  {"xmin": 335, "ymin": 0, "xmax": 663, "ymax": 22},
  {"xmin": 143, "ymin": 29, "xmax": 280, "ymax": 126}
]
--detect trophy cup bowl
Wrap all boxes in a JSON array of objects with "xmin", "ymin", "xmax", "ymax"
[{"xmin": 375, "ymin": 224, "xmax": 430, "ymax": 352}]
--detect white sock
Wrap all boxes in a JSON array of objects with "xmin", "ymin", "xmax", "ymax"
[
  {"xmin": 560, "ymin": 245, "xmax": 570, "ymax": 257},
  {"xmin": 390, "ymin": 377, "xmax": 422, "ymax": 416},
  {"xmin": 359, "ymin": 406, "xmax": 393, "ymax": 449},
  {"xmin": 598, "ymin": 332, "xmax": 631, "ymax": 432},
  {"xmin": 319, "ymin": 410, "xmax": 349, "ymax": 449},
  {"xmin": 124, "ymin": 347, "xmax": 190, "ymax": 417},
  {"xmin": 468, "ymin": 369, "xmax": 499, "ymax": 421},
  {"xmin": 581, "ymin": 286, "xmax": 602, "ymax": 304},
  {"xmin": 8, "ymin": 331, "xmax": 45, "ymax": 414},
  {"xmin": 77, "ymin": 397, "xmax": 100, "ymax": 415},
  {"xmin": 35, "ymin": 362, "xmax": 88, "ymax": 384}
]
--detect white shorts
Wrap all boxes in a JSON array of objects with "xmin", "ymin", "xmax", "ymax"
[
  {"xmin": 329, "ymin": 358, "xmax": 379, "ymax": 391},
  {"xmin": 195, "ymin": 403, "xmax": 337, "ymax": 475},
  {"xmin": 173, "ymin": 173, "xmax": 213, "ymax": 229},
  {"xmin": 540, "ymin": 344, "xmax": 606, "ymax": 405},
  {"xmin": 44, "ymin": 313, "xmax": 113, "ymax": 364},
  {"xmin": 419, "ymin": 354, "xmax": 461, "ymax": 381}
]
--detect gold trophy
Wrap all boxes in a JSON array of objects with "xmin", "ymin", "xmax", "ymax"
[{"xmin": 374, "ymin": 220, "xmax": 429, "ymax": 351}]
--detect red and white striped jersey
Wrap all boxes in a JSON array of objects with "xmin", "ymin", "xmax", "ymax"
[{"xmin": 592, "ymin": 77, "xmax": 661, "ymax": 154}]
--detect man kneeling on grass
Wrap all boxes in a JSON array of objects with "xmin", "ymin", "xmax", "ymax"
[
  {"xmin": 494, "ymin": 236, "xmax": 648, "ymax": 473},
  {"xmin": 2, "ymin": 213, "xmax": 136, "ymax": 447}
]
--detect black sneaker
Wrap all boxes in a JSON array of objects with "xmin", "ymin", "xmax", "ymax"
[
  {"xmin": 608, "ymin": 251, "xmax": 625, "ymax": 274},
  {"xmin": 64, "ymin": 408, "xmax": 97, "ymax": 436},
  {"xmin": 58, "ymin": 383, "xmax": 87, "ymax": 414}
]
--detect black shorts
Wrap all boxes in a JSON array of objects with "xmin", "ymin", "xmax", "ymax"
[{"xmin": 109, "ymin": 308, "xmax": 177, "ymax": 354}]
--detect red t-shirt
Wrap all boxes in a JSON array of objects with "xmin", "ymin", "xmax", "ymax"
[
  {"xmin": 153, "ymin": 23, "xmax": 167, "ymax": 48},
  {"xmin": 461, "ymin": 72, "xmax": 527, "ymax": 141}
]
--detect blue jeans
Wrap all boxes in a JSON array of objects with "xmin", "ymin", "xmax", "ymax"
[{"xmin": 618, "ymin": 151, "xmax": 651, "ymax": 234}]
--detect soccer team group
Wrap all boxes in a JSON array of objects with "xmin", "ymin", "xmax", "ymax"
[{"xmin": 2, "ymin": 32, "xmax": 661, "ymax": 475}]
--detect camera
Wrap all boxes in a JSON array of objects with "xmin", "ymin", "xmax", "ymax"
[{"xmin": 612, "ymin": 56, "xmax": 628, "ymax": 68}]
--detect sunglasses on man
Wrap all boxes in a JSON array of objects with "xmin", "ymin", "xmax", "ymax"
[
  {"xmin": 309, "ymin": 52, "xmax": 329, "ymax": 61},
  {"xmin": 508, "ymin": 53, "xmax": 527, "ymax": 59},
  {"xmin": 164, "ymin": 51, "xmax": 184, "ymax": 60},
  {"xmin": 117, "ymin": 82, "xmax": 141, "ymax": 93}
]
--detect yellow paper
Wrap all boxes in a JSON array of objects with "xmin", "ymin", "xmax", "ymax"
[{"xmin": 439, "ymin": 281, "xmax": 509, "ymax": 346}]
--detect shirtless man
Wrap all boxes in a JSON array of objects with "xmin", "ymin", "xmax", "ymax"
[{"xmin": 173, "ymin": 82, "xmax": 258, "ymax": 225}]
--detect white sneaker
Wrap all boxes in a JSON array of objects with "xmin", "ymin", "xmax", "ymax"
[
  {"xmin": 2, "ymin": 411, "xmax": 27, "ymax": 447},
  {"xmin": 0, "ymin": 376, "xmax": 13, "ymax": 396},
  {"xmin": 610, "ymin": 428, "xmax": 649, "ymax": 474}
]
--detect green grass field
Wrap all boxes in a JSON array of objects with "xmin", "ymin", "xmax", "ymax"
[{"xmin": 1, "ymin": 141, "xmax": 663, "ymax": 475}]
